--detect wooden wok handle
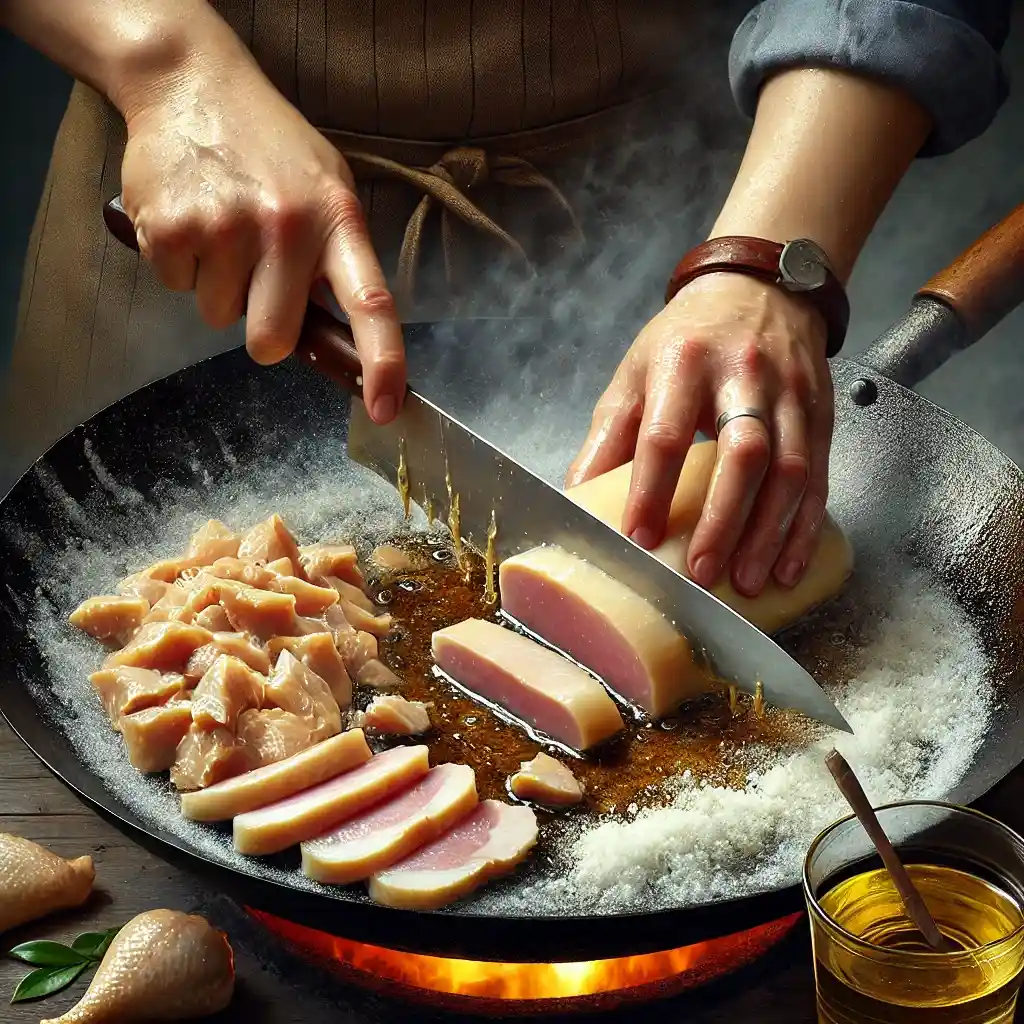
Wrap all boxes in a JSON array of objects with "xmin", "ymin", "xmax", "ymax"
[
  {"xmin": 916, "ymin": 203, "xmax": 1024, "ymax": 342},
  {"xmin": 102, "ymin": 195, "xmax": 365, "ymax": 398}
]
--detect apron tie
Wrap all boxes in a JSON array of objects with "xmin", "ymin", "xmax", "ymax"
[{"xmin": 344, "ymin": 146, "xmax": 583, "ymax": 309}]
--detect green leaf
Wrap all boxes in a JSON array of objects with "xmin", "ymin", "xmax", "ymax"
[
  {"xmin": 7, "ymin": 941, "xmax": 86, "ymax": 968},
  {"xmin": 71, "ymin": 927, "xmax": 119, "ymax": 961},
  {"xmin": 11, "ymin": 963, "xmax": 88, "ymax": 1004}
]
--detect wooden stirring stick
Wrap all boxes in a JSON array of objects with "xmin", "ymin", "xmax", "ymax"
[{"xmin": 825, "ymin": 749, "xmax": 954, "ymax": 953}]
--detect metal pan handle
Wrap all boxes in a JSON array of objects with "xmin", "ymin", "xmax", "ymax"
[
  {"xmin": 102, "ymin": 195, "xmax": 366, "ymax": 398},
  {"xmin": 858, "ymin": 203, "xmax": 1024, "ymax": 389}
]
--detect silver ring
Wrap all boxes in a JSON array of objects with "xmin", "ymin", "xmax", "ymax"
[{"xmin": 715, "ymin": 407, "xmax": 768, "ymax": 436}]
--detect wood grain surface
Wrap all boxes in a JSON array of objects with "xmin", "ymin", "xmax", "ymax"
[{"xmin": 3, "ymin": 718, "xmax": 1021, "ymax": 1023}]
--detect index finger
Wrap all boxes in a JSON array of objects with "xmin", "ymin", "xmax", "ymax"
[{"xmin": 319, "ymin": 191, "xmax": 406, "ymax": 424}]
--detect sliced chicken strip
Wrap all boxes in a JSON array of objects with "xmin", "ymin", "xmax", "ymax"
[
  {"xmin": 102, "ymin": 622, "xmax": 212, "ymax": 674},
  {"xmin": 191, "ymin": 654, "xmax": 265, "ymax": 731},
  {"xmin": 171, "ymin": 724, "xmax": 250, "ymax": 791},
  {"xmin": 263, "ymin": 650, "xmax": 341, "ymax": 740},
  {"xmin": 185, "ymin": 632, "xmax": 271, "ymax": 683},
  {"xmin": 234, "ymin": 745, "xmax": 429, "ymax": 856},
  {"xmin": 89, "ymin": 666, "xmax": 185, "ymax": 727},
  {"xmin": 301, "ymin": 763, "xmax": 478, "ymax": 885},
  {"xmin": 185, "ymin": 519, "xmax": 240, "ymax": 564},
  {"xmin": 368, "ymin": 801, "xmax": 538, "ymax": 910},
  {"xmin": 70, "ymin": 595, "xmax": 148, "ymax": 646},
  {"xmin": 0, "ymin": 834, "xmax": 95, "ymax": 933},
  {"xmin": 357, "ymin": 695, "xmax": 431, "ymax": 736},
  {"xmin": 267, "ymin": 632, "xmax": 352, "ymax": 709},
  {"xmin": 509, "ymin": 752, "xmax": 584, "ymax": 806},
  {"xmin": 121, "ymin": 702, "xmax": 194, "ymax": 772},
  {"xmin": 237, "ymin": 513, "xmax": 303, "ymax": 573},
  {"xmin": 181, "ymin": 728, "xmax": 372, "ymax": 822}
]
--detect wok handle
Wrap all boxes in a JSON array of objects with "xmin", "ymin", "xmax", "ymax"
[
  {"xmin": 859, "ymin": 203, "xmax": 1024, "ymax": 388},
  {"xmin": 102, "ymin": 195, "xmax": 365, "ymax": 398}
]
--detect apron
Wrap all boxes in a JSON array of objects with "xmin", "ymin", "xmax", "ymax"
[{"xmin": 3, "ymin": 0, "xmax": 747, "ymax": 484}]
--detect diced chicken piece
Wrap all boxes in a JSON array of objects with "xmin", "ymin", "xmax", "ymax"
[
  {"xmin": 204, "ymin": 557, "xmax": 276, "ymax": 589},
  {"xmin": 237, "ymin": 514, "xmax": 303, "ymax": 573},
  {"xmin": 89, "ymin": 666, "xmax": 185, "ymax": 726},
  {"xmin": 236, "ymin": 708, "xmax": 318, "ymax": 766},
  {"xmin": 321, "ymin": 603, "xmax": 356, "ymax": 643},
  {"xmin": 358, "ymin": 695, "xmax": 431, "ymax": 736},
  {"xmin": 70, "ymin": 595, "xmax": 148, "ymax": 646},
  {"xmin": 171, "ymin": 724, "xmax": 250, "ymax": 791},
  {"xmin": 299, "ymin": 544, "xmax": 362, "ymax": 586},
  {"xmin": 142, "ymin": 584, "xmax": 192, "ymax": 624},
  {"xmin": 220, "ymin": 587, "xmax": 298, "ymax": 640},
  {"xmin": 268, "ymin": 575, "xmax": 339, "ymax": 615},
  {"xmin": 498, "ymin": 546, "xmax": 705, "ymax": 718},
  {"xmin": 301, "ymin": 763, "xmax": 478, "ymax": 884},
  {"xmin": 432, "ymin": 619, "xmax": 624, "ymax": 750},
  {"xmin": 194, "ymin": 604, "xmax": 233, "ymax": 632},
  {"xmin": 185, "ymin": 519, "xmax": 240, "ymax": 565},
  {"xmin": 266, "ymin": 556, "xmax": 296, "ymax": 576},
  {"xmin": 509, "ymin": 752, "xmax": 584, "ymax": 807},
  {"xmin": 103, "ymin": 622, "xmax": 213, "ymax": 673},
  {"xmin": 565, "ymin": 441, "xmax": 854, "ymax": 634},
  {"xmin": 338, "ymin": 599, "xmax": 392, "ymax": 638},
  {"xmin": 181, "ymin": 729, "xmax": 372, "ymax": 822},
  {"xmin": 323, "ymin": 575, "xmax": 374, "ymax": 613},
  {"xmin": 179, "ymin": 573, "xmax": 251, "ymax": 618},
  {"xmin": 263, "ymin": 650, "xmax": 341, "ymax": 740},
  {"xmin": 120, "ymin": 702, "xmax": 194, "ymax": 772},
  {"xmin": 138, "ymin": 558, "xmax": 192, "ymax": 584},
  {"xmin": 369, "ymin": 801, "xmax": 538, "ymax": 910},
  {"xmin": 233, "ymin": 744, "xmax": 430, "ymax": 855},
  {"xmin": 338, "ymin": 629, "xmax": 378, "ymax": 673},
  {"xmin": 355, "ymin": 659, "xmax": 403, "ymax": 692},
  {"xmin": 185, "ymin": 632, "xmax": 271, "ymax": 683},
  {"xmin": 266, "ymin": 633, "xmax": 352, "ymax": 709},
  {"xmin": 116, "ymin": 572, "xmax": 170, "ymax": 607},
  {"xmin": 370, "ymin": 545, "xmax": 426, "ymax": 574},
  {"xmin": 191, "ymin": 655, "xmax": 265, "ymax": 731}
]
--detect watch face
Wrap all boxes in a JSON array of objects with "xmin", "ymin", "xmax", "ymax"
[{"xmin": 780, "ymin": 239, "xmax": 829, "ymax": 291}]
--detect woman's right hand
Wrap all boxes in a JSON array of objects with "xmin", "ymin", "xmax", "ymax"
[{"xmin": 118, "ymin": 36, "xmax": 405, "ymax": 424}]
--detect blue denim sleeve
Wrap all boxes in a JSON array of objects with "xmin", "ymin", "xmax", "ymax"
[{"xmin": 730, "ymin": 0, "xmax": 1012, "ymax": 156}]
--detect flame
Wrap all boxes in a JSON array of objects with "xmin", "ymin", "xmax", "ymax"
[{"xmin": 250, "ymin": 909, "xmax": 801, "ymax": 1003}]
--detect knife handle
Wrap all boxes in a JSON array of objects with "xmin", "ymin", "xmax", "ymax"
[{"xmin": 102, "ymin": 194, "xmax": 365, "ymax": 398}]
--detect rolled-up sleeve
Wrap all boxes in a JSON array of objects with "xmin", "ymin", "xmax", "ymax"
[{"xmin": 730, "ymin": 1, "xmax": 1012, "ymax": 156}]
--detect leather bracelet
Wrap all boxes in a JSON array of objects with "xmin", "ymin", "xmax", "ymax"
[{"xmin": 665, "ymin": 236, "xmax": 850, "ymax": 358}]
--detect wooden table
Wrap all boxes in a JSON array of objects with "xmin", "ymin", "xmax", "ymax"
[{"xmin": 3, "ymin": 719, "xmax": 1021, "ymax": 1024}]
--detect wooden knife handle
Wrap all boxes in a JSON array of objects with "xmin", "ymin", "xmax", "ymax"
[
  {"xmin": 102, "ymin": 194, "xmax": 365, "ymax": 398},
  {"xmin": 916, "ymin": 203, "xmax": 1024, "ymax": 341}
]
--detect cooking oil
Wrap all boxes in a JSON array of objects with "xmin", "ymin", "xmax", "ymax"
[
  {"xmin": 483, "ymin": 510, "xmax": 498, "ymax": 604},
  {"xmin": 814, "ymin": 863, "xmax": 1024, "ymax": 1023},
  {"xmin": 397, "ymin": 439, "xmax": 410, "ymax": 519}
]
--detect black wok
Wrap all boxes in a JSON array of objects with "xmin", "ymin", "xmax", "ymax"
[{"xmin": 1, "ymin": 204, "xmax": 1023, "ymax": 964}]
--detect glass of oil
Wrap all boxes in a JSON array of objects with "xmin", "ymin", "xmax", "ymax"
[{"xmin": 804, "ymin": 802, "xmax": 1024, "ymax": 1023}]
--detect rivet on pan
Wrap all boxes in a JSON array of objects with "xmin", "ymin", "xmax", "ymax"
[{"xmin": 849, "ymin": 378, "xmax": 878, "ymax": 407}]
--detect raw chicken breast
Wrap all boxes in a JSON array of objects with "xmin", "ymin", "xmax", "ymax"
[
  {"xmin": 565, "ymin": 440, "xmax": 854, "ymax": 634},
  {"xmin": 267, "ymin": 632, "xmax": 352, "ymax": 709},
  {"xmin": 299, "ymin": 543, "xmax": 362, "ymax": 586},
  {"xmin": 431, "ymin": 619, "xmax": 624, "ymax": 750},
  {"xmin": 357, "ymin": 695, "xmax": 431, "ymax": 735},
  {"xmin": 191, "ymin": 655, "xmax": 265, "ymax": 731},
  {"xmin": 509, "ymin": 752, "xmax": 584, "ymax": 806},
  {"xmin": 371, "ymin": 545, "xmax": 426, "ymax": 573},
  {"xmin": 301, "ymin": 763, "xmax": 478, "ymax": 884},
  {"xmin": 338, "ymin": 628, "xmax": 378, "ymax": 672},
  {"xmin": 234, "ymin": 745, "xmax": 430, "ymax": 855},
  {"xmin": 181, "ymin": 728, "xmax": 372, "ymax": 822},
  {"xmin": 339, "ymin": 599, "xmax": 393, "ymax": 638},
  {"xmin": 268, "ymin": 574, "xmax": 339, "ymax": 614},
  {"xmin": 194, "ymin": 604, "xmax": 233, "ymax": 632},
  {"xmin": 0, "ymin": 834, "xmax": 94, "ymax": 933},
  {"xmin": 499, "ymin": 546, "xmax": 703, "ymax": 718},
  {"xmin": 220, "ymin": 587, "xmax": 298, "ymax": 640},
  {"xmin": 89, "ymin": 666, "xmax": 185, "ymax": 726},
  {"xmin": 40, "ymin": 909, "xmax": 234, "ymax": 1024},
  {"xmin": 204, "ymin": 556, "xmax": 276, "ymax": 588},
  {"xmin": 142, "ymin": 584, "xmax": 192, "ymax": 623},
  {"xmin": 185, "ymin": 632, "xmax": 271, "ymax": 682},
  {"xmin": 368, "ymin": 801, "xmax": 538, "ymax": 910},
  {"xmin": 264, "ymin": 650, "xmax": 341, "ymax": 739},
  {"xmin": 185, "ymin": 519, "xmax": 240, "ymax": 564},
  {"xmin": 237, "ymin": 514, "xmax": 303, "ymax": 571},
  {"xmin": 104, "ymin": 622, "xmax": 212, "ymax": 672},
  {"xmin": 121, "ymin": 702, "xmax": 194, "ymax": 772},
  {"xmin": 355, "ymin": 659, "xmax": 403, "ymax": 692},
  {"xmin": 239, "ymin": 708, "xmax": 323, "ymax": 765},
  {"xmin": 171, "ymin": 724, "xmax": 250, "ymax": 791},
  {"xmin": 116, "ymin": 571, "xmax": 170, "ymax": 607},
  {"xmin": 70, "ymin": 595, "xmax": 148, "ymax": 646},
  {"xmin": 324, "ymin": 575, "xmax": 375, "ymax": 612}
]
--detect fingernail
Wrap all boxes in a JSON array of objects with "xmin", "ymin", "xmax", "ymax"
[
  {"xmin": 776, "ymin": 559, "xmax": 804, "ymax": 588},
  {"xmin": 691, "ymin": 554, "xmax": 718, "ymax": 587},
  {"xmin": 629, "ymin": 527, "xmax": 657, "ymax": 550},
  {"xmin": 734, "ymin": 562, "xmax": 767, "ymax": 597},
  {"xmin": 372, "ymin": 395, "xmax": 397, "ymax": 423}
]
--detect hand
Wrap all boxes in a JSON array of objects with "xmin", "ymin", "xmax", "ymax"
[
  {"xmin": 119, "ymin": 48, "xmax": 404, "ymax": 423},
  {"xmin": 566, "ymin": 272, "xmax": 834, "ymax": 596}
]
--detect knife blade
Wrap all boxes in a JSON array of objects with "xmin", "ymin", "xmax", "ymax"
[{"xmin": 347, "ymin": 392, "xmax": 852, "ymax": 733}]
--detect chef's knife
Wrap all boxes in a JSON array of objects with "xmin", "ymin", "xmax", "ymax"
[{"xmin": 103, "ymin": 195, "xmax": 851, "ymax": 733}]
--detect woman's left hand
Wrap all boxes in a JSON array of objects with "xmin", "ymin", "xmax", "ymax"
[{"xmin": 565, "ymin": 271, "xmax": 834, "ymax": 597}]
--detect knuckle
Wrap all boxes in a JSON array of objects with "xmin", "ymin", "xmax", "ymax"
[
  {"xmin": 657, "ymin": 337, "xmax": 707, "ymax": 378},
  {"xmin": 724, "ymin": 426, "xmax": 771, "ymax": 471},
  {"xmin": 643, "ymin": 418, "xmax": 688, "ymax": 455},
  {"xmin": 349, "ymin": 283, "xmax": 397, "ymax": 318},
  {"xmin": 737, "ymin": 340, "xmax": 764, "ymax": 376},
  {"xmin": 144, "ymin": 212, "xmax": 197, "ymax": 254},
  {"xmin": 323, "ymin": 188, "xmax": 367, "ymax": 237},
  {"xmin": 774, "ymin": 450, "xmax": 810, "ymax": 491}
]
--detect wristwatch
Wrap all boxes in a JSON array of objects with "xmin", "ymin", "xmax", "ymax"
[{"xmin": 664, "ymin": 236, "xmax": 850, "ymax": 358}]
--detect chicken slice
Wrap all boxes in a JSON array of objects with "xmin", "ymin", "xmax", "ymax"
[
  {"xmin": 191, "ymin": 655, "xmax": 265, "ymax": 731},
  {"xmin": 89, "ymin": 666, "xmax": 185, "ymax": 727},
  {"xmin": 266, "ymin": 556, "xmax": 297, "ymax": 576},
  {"xmin": 69, "ymin": 595, "xmax": 148, "ymax": 646},
  {"xmin": 203, "ymin": 557, "xmax": 276, "ymax": 589},
  {"xmin": 0, "ymin": 834, "xmax": 95, "ymax": 933},
  {"xmin": 181, "ymin": 728, "xmax": 371, "ymax": 822},
  {"xmin": 142, "ymin": 584, "xmax": 192, "ymax": 624},
  {"xmin": 121, "ymin": 702, "xmax": 194, "ymax": 773},
  {"xmin": 236, "ymin": 708, "xmax": 317, "ymax": 766},
  {"xmin": 266, "ymin": 632, "xmax": 352, "ymax": 709},
  {"xmin": 370, "ymin": 544, "xmax": 427, "ymax": 574},
  {"xmin": 220, "ymin": 587, "xmax": 298, "ymax": 640},
  {"xmin": 171, "ymin": 724, "xmax": 250, "ymax": 791},
  {"xmin": 193, "ymin": 603, "xmax": 233, "ymax": 632},
  {"xmin": 355, "ymin": 659, "xmax": 403, "ymax": 692},
  {"xmin": 103, "ymin": 622, "xmax": 212, "ymax": 673},
  {"xmin": 338, "ymin": 628, "xmax": 378, "ymax": 673},
  {"xmin": 116, "ymin": 571, "xmax": 170, "ymax": 607},
  {"xmin": 237, "ymin": 514, "xmax": 303, "ymax": 572},
  {"xmin": 369, "ymin": 801, "xmax": 538, "ymax": 910},
  {"xmin": 301, "ymin": 763, "xmax": 478, "ymax": 885},
  {"xmin": 185, "ymin": 519, "xmax": 240, "ymax": 565},
  {"xmin": 40, "ymin": 909, "xmax": 234, "ymax": 1024},
  {"xmin": 178, "ymin": 573, "xmax": 253, "ymax": 620},
  {"xmin": 185, "ymin": 632, "xmax": 271, "ymax": 683},
  {"xmin": 136, "ymin": 558, "xmax": 191, "ymax": 584},
  {"xmin": 432, "ymin": 619, "xmax": 625, "ymax": 750},
  {"xmin": 338, "ymin": 598, "xmax": 392, "ymax": 638},
  {"xmin": 298, "ymin": 543, "xmax": 362, "ymax": 586},
  {"xmin": 234, "ymin": 745, "xmax": 429, "ymax": 856},
  {"xmin": 356, "ymin": 695, "xmax": 431, "ymax": 736},
  {"xmin": 268, "ymin": 574, "xmax": 339, "ymax": 615},
  {"xmin": 323, "ymin": 575, "xmax": 375, "ymax": 612},
  {"xmin": 263, "ymin": 650, "xmax": 341, "ymax": 739},
  {"xmin": 509, "ymin": 752, "xmax": 584, "ymax": 807}
]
